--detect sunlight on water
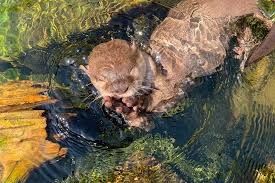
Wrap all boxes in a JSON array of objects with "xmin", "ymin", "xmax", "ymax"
[
  {"xmin": 227, "ymin": 56, "xmax": 275, "ymax": 182},
  {"xmin": 0, "ymin": 0, "xmax": 150, "ymax": 61},
  {"xmin": 0, "ymin": 0, "xmax": 274, "ymax": 182}
]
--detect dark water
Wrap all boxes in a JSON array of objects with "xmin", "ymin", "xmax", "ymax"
[{"xmin": 0, "ymin": 1, "xmax": 275, "ymax": 183}]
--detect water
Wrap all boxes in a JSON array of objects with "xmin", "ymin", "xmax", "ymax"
[{"xmin": 0, "ymin": 0, "xmax": 275, "ymax": 183}]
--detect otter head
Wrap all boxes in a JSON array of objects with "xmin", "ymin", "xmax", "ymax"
[{"xmin": 86, "ymin": 39, "xmax": 153, "ymax": 99}]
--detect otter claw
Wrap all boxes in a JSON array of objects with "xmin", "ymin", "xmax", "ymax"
[
  {"xmin": 122, "ymin": 97, "xmax": 136, "ymax": 106},
  {"xmin": 103, "ymin": 96, "xmax": 113, "ymax": 108},
  {"xmin": 133, "ymin": 106, "xmax": 138, "ymax": 111},
  {"xmin": 105, "ymin": 101, "xmax": 112, "ymax": 108},
  {"xmin": 126, "ymin": 103, "xmax": 133, "ymax": 107},
  {"xmin": 103, "ymin": 95, "xmax": 144, "ymax": 115}
]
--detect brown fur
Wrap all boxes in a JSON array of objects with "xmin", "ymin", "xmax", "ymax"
[
  {"xmin": 83, "ymin": 0, "xmax": 274, "ymax": 130},
  {"xmin": 86, "ymin": 40, "xmax": 153, "ymax": 98}
]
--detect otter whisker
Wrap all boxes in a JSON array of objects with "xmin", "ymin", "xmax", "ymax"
[
  {"xmin": 85, "ymin": 95, "xmax": 103, "ymax": 107},
  {"xmin": 82, "ymin": 93, "xmax": 94, "ymax": 102},
  {"xmin": 93, "ymin": 95, "xmax": 103, "ymax": 103},
  {"xmin": 132, "ymin": 87, "xmax": 143, "ymax": 96},
  {"xmin": 134, "ymin": 86, "xmax": 148, "ymax": 94},
  {"xmin": 138, "ymin": 85, "xmax": 156, "ymax": 94},
  {"xmin": 140, "ymin": 86, "xmax": 154, "ymax": 91},
  {"xmin": 139, "ymin": 88, "xmax": 152, "ymax": 95},
  {"xmin": 85, "ymin": 83, "xmax": 93, "ymax": 86}
]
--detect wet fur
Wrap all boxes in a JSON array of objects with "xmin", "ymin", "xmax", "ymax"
[
  {"xmin": 83, "ymin": 0, "xmax": 274, "ymax": 130},
  {"xmin": 85, "ymin": 40, "xmax": 153, "ymax": 98}
]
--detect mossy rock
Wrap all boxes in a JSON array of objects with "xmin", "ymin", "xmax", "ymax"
[{"xmin": 63, "ymin": 134, "xmax": 223, "ymax": 182}]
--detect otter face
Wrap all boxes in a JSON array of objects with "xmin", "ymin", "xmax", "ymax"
[{"xmin": 86, "ymin": 39, "xmax": 149, "ymax": 99}]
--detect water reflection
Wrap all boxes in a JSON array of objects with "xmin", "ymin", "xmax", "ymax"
[
  {"xmin": 0, "ymin": 0, "xmax": 151, "ymax": 61},
  {"xmin": 0, "ymin": 0, "xmax": 274, "ymax": 182}
]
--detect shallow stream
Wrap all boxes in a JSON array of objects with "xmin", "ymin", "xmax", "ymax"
[{"xmin": 0, "ymin": 0, "xmax": 274, "ymax": 182}]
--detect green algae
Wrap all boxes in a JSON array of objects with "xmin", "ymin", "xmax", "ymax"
[
  {"xmin": 63, "ymin": 134, "xmax": 178, "ymax": 182},
  {"xmin": 0, "ymin": 0, "xmax": 150, "ymax": 61},
  {"xmin": 0, "ymin": 0, "xmax": 273, "ymax": 62},
  {"xmin": 0, "ymin": 68, "xmax": 20, "ymax": 84},
  {"xmin": 258, "ymin": 0, "xmax": 275, "ymax": 21},
  {"xmin": 231, "ymin": 55, "xmax": 275, "ymax": 119},
  {"xmin": 63, "ymin": 134, "xmax": 223, "ymax": 182},
  {"xmin": 256, "ymin": 164, "xmax": 275, "ymax": 183},
  {"xmin": 0, "ymin": 138, "xmax": 7, "ymax": 149},
  {"xmin": 64, "ymin": 172, "xmax": 111, "ymax": 183},
  {"xmin": 162, "ymin": 97, "xmax": 193, "ymax": 118},
  {"xmin": 242, "ymin": 16, "xmax": 270, "ymax": 41}
]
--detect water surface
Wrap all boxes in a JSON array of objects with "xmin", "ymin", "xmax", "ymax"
[{"xmin": 0, "ymin": 0, "xmax": 274, "ymax": 182}]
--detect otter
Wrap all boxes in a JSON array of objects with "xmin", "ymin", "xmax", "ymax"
[{"xmin": 81, "ymin": 0, "xmax": 275, "ymax": 130}]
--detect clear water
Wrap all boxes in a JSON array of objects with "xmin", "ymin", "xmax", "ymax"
[{"xmin": 0, "ymin": 0, "xmax": 275, "ymax": 183}]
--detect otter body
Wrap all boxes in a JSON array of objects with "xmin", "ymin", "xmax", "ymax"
[
  {"xmin": 83, "ymin": 0, "xmax": 274, "ymax": 129},
  {"xmin": 147, "ymin": 9, "xmax": 229, "ymax": 112}
]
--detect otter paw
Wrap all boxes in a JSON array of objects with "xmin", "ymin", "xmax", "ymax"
[
  {"xmin": 122, "ymin": 96, "xmax": 137, "ymax": 107},
  {"xmin": 103, "ymin": 96, "xmax": 131, "ymax": 114},
  {"xmin": 233, "ymin": 47, "xmax": 245, "ymax": 60},
  {"xmin": 103, "ymin": 95, "xmax": 147, "ymax": 115},
  {"xmin": 103, "ymin": 96, "xmax": 113, "ymax": 108}
]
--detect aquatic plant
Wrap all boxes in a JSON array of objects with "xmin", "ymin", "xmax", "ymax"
[
  {"xmin": 63, "ymin": 135, "xmax": 180, "ymax": 182},
  {"xmin": 0, "ymin": 0, "xmax": 150, "ymax": 61},
  {"xmin": 256, "ymin": 163, "xmax": 275, "ymax": 183},
  {"xmin": 162, "ymin": 97, "xmax": 193, "ymax": 117},
  {"xmin": 258, "ymin": 0, "xmax": 275, "ymax": 21},
  {"xmin": 63, "ymin": 133, "xmax": 224, "ymax": 182},
  {"xmin": 0, "ymin": 68, "xmax": 20, "ymax": 84}
]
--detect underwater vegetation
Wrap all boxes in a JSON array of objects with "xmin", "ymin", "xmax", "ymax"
[
  {"xmin": 0, "ymin": 0, "xmax": 274, "ymax": 182},
  {"xmin": 0, "ymin": 0, "xmax": 152, "ymax": 61},
  {"xmin": 255, "ymin": 163, "xmax": 275, "ymax": 183},
  {"xmin": 258, "ymin": 0, "xmax": 275, "ymax": 21},
  {"xmin": 0, "ymin": 0, "xmax": 273, "ymax": 62},
  {"xmin": 63, "ymin": 134, "xmax": 226, "ymax": 183},
  {"xmin": 0, "ymin": 81, "xmax": 67, "ymax": 183}
]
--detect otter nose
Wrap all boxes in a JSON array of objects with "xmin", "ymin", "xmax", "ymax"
[{"xmin": 110, "ymin": 79, "xmax": 129, "ymax": 95}]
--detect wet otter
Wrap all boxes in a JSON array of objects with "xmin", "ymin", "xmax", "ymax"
[{"xmin": 82, "ymin": 0, "xmax": 275, "ymax": 130}]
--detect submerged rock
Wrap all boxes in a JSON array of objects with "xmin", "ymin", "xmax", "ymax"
[
  {"xmin": 63, "ymin": 134, "xmax": 223, "ymax": 182},
  {"xmin": 113, "ymin": 153, "xmax": 183, "ymax": 183},
  {"xmin": 0, "ymin": 81, "xmax": 67, "ymax": 182}
]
